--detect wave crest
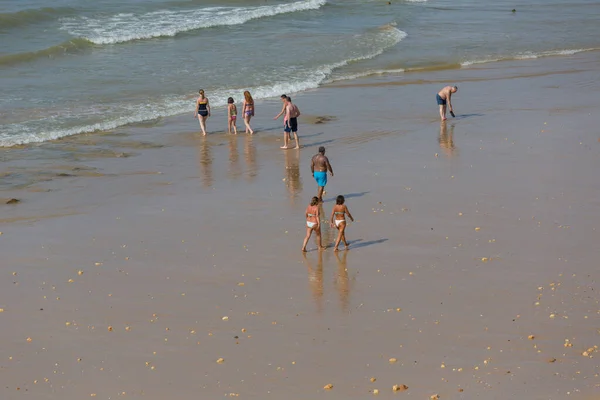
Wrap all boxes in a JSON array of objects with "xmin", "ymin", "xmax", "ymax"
[
  {"xmin": 60, "ymin": 0, "xmax": 327, "ymax": 45},
  {"xmin": 0, "ymin": 38, "xmax": 93, "ymax": 67},
  {"xmin": 0, "ymin": 7, "xmax": 76, "ymax": 29}
]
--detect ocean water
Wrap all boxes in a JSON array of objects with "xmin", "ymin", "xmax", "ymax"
[{"xmin": 1, "ymin": 0, "xmax": 599, "ymax": 147}]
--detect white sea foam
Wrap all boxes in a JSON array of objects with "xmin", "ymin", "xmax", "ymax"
[
  {"xmin": 0, "ymin": 27, "xmax": 405, "ymax": 147},
  {"xmin": 461, "ymin": 48, "xmax": 598, "ymax": 66},
  {"xmin": 60, "ymin": 0, "xmax": 327, "ymax": 45}
]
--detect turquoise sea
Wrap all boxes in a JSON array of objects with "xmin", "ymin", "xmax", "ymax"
[{"xmin": 1, "ymin": 0, "xmax": 599, "ymax": 146}]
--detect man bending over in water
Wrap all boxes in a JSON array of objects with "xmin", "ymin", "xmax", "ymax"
[
  {"xmin": 436, "ymin": 85, "xmax": 458, "ymax": 121},
  {"xmin": 311, "ymin": 146, "xmax": 333, "ymax": 202}
]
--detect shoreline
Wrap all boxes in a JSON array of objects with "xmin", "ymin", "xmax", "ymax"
[{"xmin": 1, "ymin": 52, "xmax": 600, "ymax": 399}]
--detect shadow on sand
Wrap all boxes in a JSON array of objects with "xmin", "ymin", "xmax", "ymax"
[
  {"xmin": 345, "ymin": 238, "xmax": 388, "ymax": 249},
  {"xmin": 451, "ymin": 113, "xmax": 484, "ymax": 120},
  {"xmin": 302, "ymin": 139, "xmax": 335, "ymax": 149},
  {"xmin": 323, "ymin": 191, "xmax": 370, "ymax": 203}
]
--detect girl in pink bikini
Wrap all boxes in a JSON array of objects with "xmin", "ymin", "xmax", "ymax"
[
  {"xmin": 242, "ymin": 90, "xmax": 255, "ymax": 134},
  {"xmin": 302, "ymin": 196, "xmax": 324, "ymax": 252}
]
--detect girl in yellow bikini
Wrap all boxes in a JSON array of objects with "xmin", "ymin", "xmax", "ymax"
[
  {"xmin": 330, "ymin": 195, "xmax": 354, "ymax": 251},
  {"xmin": 302, "ymin": 196, "xmax": 324, "ymax": 252}
]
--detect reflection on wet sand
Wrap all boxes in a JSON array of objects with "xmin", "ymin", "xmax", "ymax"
[
  {"xmin": 228, "ymin": 135, "xmax": 241, "ymax": 180},
  {"xmin": 303, "ymin": 250, "xmax": 353, "ymax": 313},
  {"xmin": 284, "ymin": 149, "xmax": 302, "ymax": 204},
  {"xmin": 244, "ymin": 135, "xmax": 257, "ymax": 182},
  {"xmin": 439, "ymin": 122, "xmax": 457, "ymax": 157},
  {"xmin": 319, "ymin": 203, "xmax": 336, "ymax": 248},
  {"xmin": 334, "ymin": 250, "xmax": 350, "ymax": 313},
  {"xmin": 303, "ymin": 251, "xmax": 324, "ymax": 314},
  {"xmin": 198, "ymin": 136, "xmax": 213, "ymax": 187}
]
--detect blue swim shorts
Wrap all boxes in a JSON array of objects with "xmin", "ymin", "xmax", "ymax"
[
  {"xmin": 436, "ymin": 94, "xmax": 446, "ymax": 105},
  {"xmin": 313, "ymin": 171, "xmax": 327, "ymax": 187}
]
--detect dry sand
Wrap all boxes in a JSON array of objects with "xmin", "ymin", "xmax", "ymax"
[{"xmin": 1, "ymin": 51, "xmax": 600, "ymax": 399}]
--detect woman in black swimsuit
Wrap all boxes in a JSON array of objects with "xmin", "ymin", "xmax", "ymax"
[{"xmin": 195, "ymin": 89, "xmax": 211, "ymax": 135}]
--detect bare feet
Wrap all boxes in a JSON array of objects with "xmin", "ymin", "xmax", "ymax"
[
  {"xmin": 442, "ymin": 117, "xmax": 447, "ymax": 121},
  {"xmin": 280, "ymin": 146, "xmax": 289, "ymax": 149},
  {"xmin": 301, "ymin": 248, "xmax": 307, "ymax": 252},
  {"xmin": 333, "ymin": 247, "xmax": 339, "ymax": 252},
  {"xmin": 294, "ymin": 146, "xmax": 300, "ymax": 149}
]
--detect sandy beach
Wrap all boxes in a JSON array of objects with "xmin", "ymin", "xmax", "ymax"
[{"xmin": 2, "ymin": 51, "xmax": 600, "ymax": 399}]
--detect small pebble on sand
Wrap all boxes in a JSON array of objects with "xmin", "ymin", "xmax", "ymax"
[
  {"xmin": 323, "ymin": 384, "xmax": 333, "ymax": 390},
  {"xmin": 393, "ymin": 384, "xmax": 408, "ymax": 392}
]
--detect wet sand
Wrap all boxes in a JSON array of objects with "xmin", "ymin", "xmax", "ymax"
[{"xmin": 1, "ymin": 52, "xmax": 600, "ymax": 399}]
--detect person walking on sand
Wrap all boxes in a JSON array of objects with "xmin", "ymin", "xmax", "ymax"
[
  {"xmin": 281, "ymin": 96, "xmax": 301, "ymax": 149},
  {"xmin": 436, "ymin": 85, "xmax": 457, "ymax": 121},
  {"xmin": 302, "ymin": 196, "xmax": 324, "ymax": 252},
  {"xmin": 242, "ymin": 90, "xmax": 255, "ymax": 134},
  {"xmin": 311, "ymin": 146, "xmax": 333, "ymax": 202},
  {"xmin": 274, "ymin": 94, "xmax": 293, "ymax": 141},
  {"xmin": 195, "ymin": 89, "xmax": 211, "ymax": 135},
  {"xmin": 227, "ymin": 97, "xmax": 238, "ymax": 134},
  {"xmin": 330, "ymin": 195, "xmax": 354, "ymax": 251}
]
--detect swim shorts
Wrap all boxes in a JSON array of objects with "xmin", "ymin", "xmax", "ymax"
[
  {"xmin": 436, "ymin": 94, "xmax": 446, "ymax": 105},
  {"xmin": 313, "ymin": 171, "xmax": 327, "ymax": 187},
  {"xmin": 284, "ymin": 118, "xmax": 298, "ymax": 133}
]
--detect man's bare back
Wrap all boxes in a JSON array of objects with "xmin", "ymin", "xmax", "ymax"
[{"xmin": 312, "ymin": 154, "xmax": 330, "ymax": 172}]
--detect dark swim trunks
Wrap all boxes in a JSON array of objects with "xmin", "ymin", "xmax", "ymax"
[
  {"xmin": 436, "ymin": 94, "xmax": 446, "ymax": 105},
  {"xmin": 284, "ymin": 117, "xmax": 298, "ymax": 133}
]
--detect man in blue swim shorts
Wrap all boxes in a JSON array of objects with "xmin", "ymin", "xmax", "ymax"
[
  {"xmin": 437, "ymin": 85, "xmax": 458, "ymax": 121},
  {"xmin": 311, "ymin": 146, "xmax": 334, "ymax": 202}
]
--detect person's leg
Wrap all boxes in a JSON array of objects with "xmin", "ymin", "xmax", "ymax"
[
  {"xmin": 302, "ymin": 227, "xmax": 313, "ymax": 252},
  {"xmin": 315, "ymin": 226, "xmax": 324, "ymax": 249},
  {"xmin": 334, "ymin": 222, "xmax": 345, "ymax": 251},
  {"xmin": 199, "ymin": 116, "xmax": 207, "ymax": 135},
  {"xmin": 243, "ymin": 115, "xmax": 250, "ymax": 134},
  {"xmin": 197, "ymin": 115, "xmax": 203, "ymax": 134},
  {"xmin": 340, "ymin": 223, "xmax": 348, "ymax": 248},
  {"xmin": 317, "ymin": 185, "xmax": 324, "ymax": 202},
  {"xmin": 233, "ymin": 118, "xmax": 238, "ymax": 135},
  {"xmin": 293, "ymin": 131, "xmax": 299, "ymax": 149},
  {"xmin": 280, "ymin": 127, "xmax": 289, "ymax": 149},
  {"xmin": 228, "ymin": 119, "xmax": 231, "ymax": 134},
  {"xmin": 246, "ymin": 115, "xmax": 254, "ymax": 134}
]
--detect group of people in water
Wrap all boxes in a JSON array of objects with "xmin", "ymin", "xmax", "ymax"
[
  {"xmin": 195, "ymin": 90, "xmax": 301, "ymax": 149},
  {"xmin": 195, "ymin": 85, "xmax": 460, "ymax": 251},
  {"xmin": 195, "ymin": 89, "xmax": 255, "ymax": 136}
]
